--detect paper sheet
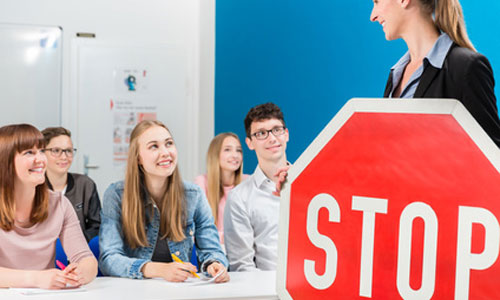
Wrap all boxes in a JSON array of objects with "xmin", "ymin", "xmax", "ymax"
[
  {"xmin": 155, "ymin": 270, "xmax": 224, "ymax": 286},
  {"xmin": 10, "ymin": 286, "xmax": 86, "ymax": 295}
]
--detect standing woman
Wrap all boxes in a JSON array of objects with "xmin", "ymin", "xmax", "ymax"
[
  {"xmin": 99, "ymin": 120, "xmax": 229, "ymax": 282},
  {"xmin": 195, "ymin": 132, "xmax": 248, "ymax": 244},
  {"xmin": 371, "ymin": 0, "xmax": 500, "ymax": 146},
  {"xmin": 0, "ymin": 124, "xmax": 97, "ymax": 289},
  {"xmin": 42, "ymin": 127, "xmax": 101, "ymax": 242}
]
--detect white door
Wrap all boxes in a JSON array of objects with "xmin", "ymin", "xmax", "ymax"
[{"xmin": 74, "ymin": 41, "xmax": 197, "ymax": 198}]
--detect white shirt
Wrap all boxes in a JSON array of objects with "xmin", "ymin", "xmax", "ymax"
[{"xmin": 223, "ymin": 165, "xmax": 280, "ymax": 271}]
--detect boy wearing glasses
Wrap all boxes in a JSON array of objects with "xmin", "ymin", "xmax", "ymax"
[
  {"xmin": 224, "ymin": 102, "xmax": 289, "ymax": 271},
  {"xmin": 42, "ymin": 127, "xmax": 101, "ymax": 242}
]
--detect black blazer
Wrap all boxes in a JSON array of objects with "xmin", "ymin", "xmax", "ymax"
[{"xmin": 384, "ymin": 43, "xmax": 500, "ymax": 147}]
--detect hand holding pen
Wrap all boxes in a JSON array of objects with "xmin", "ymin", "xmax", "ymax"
[
  {"xmin": 56, "ymin": 260, "xmax": 84, "ymax": 287},
  {"xmin": 29, "ymin": 260, "xmax": 81, "ymax": 289},
  {"xmin": 171, "ymin": 253, "xmax": 200, "ymax": 278},
  {"xmin": 141, "ymin": 256, "xmax": 198, "ymax": 282}
]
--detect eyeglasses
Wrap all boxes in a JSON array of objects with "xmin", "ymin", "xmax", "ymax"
[
  {"xmin": 251, "ymin": 126, "xmax": 286, "ymax": 140},
  {"xmin": 44, "ymin": 147, "xmax": 77, "ymax": 157}
]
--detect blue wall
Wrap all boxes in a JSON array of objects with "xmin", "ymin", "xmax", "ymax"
[{"xmin": 215, "ymin": 1, "xmax": 500, "ymax": 174}]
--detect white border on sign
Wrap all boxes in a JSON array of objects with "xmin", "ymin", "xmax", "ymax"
[{"xmin": 276, "ymin": 98, "xmax": 500, "ymax": 299}]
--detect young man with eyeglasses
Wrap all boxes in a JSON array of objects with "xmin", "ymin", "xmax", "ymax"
[
  {"xmin": 42, "ymin": 127, "xmax": 101, "ymax": 242},
  {"xmin": 224, "ymin": 102, "xmax": 289, "ymax": 271}
]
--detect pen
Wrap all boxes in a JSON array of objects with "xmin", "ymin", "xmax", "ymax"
[
  {"xmin": 171, "ymin": 253, "xmax": 200, "ymax": 278},
  {"xmin": 56, "ymin": 260, "xmax": 66, "ymax": 271}
]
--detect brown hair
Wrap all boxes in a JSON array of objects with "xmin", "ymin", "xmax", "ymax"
[
  {"xmin": 122, "ymin": 120, "xmax": 186, "ymax": 248},
  {"xmin": 206, "ymin": 132, "xmax": 243, "ymax": 223},
  {"xmin": 41, "ymin": 127, "xmax": 71, "ymax": 144},
  {"xmin": 420, "ymin": 0, "xmax": 475, "ymax": 51},
  {"xmin": 0, "ymin": 124, "xmax": 49, "ymax": 231},
  {"xmin": 244, "ymin": 102, "xmax": 285, "ymax": 138}
]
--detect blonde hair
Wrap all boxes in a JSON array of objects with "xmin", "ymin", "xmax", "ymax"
[
  {"xmin": 206, "ymin": 133, "xmax": 243, "ymax": 223},
  {"xmin": 122, "ymin": 120, "xmax": 185, "ymax": 248},
  {"xmin": 421, "ymin": 0, "xmax": 475, "ymax": 51},
  {"xmin": 0, "ymin": 124, "xmax": 49, "ymax": 231}
]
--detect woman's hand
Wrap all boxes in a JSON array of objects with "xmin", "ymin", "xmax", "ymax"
[
  {"xmin": 206, "ymin": 262, "xmax": 230, "ymax": 283},
  {"xmin": 34, "ymin": 268, "xmax": 81, "ymax": 289},
  {"xmin": 62, "ymin": 263, "xmax": 84, "ymax": 285},
  {"xmin": 65, "ymin": 256, "xmax": 98, "ymax": 285},
  {"xmin": 142, "ymin": 261, "xmax": 198, "ymax": 282}
]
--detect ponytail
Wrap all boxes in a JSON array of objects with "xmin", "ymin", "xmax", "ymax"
[{"xmin": 434, "ymin": 0, "xmax": 476, "ymax": 51}]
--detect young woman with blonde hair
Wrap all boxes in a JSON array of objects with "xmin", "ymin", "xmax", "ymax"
[
  {"xmin": 371, "ymin": 0, "xmax": 500, "ymax": 146},
  {"xmin": 195, "ymin": 132, "xmax": 248, "ymax": 244},
  {"xmin": 99, "ymin": 120, "xmax": 229, "ymax": 282},
  {"xmin": 0, "ymin": 124, "xmax": 97, "ymax": 289}
]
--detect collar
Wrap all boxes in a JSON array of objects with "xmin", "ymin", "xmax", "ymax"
[
  {"xmin": 45, "ymin": 173, "xmax": 74, "ymax": 193},
  {"xmin": 66, "ymin": 173, "xmax": 74, "ymax": 192},
  {"xmin": 424, "ymin": 33, "xmax": 453, "ymax": 69},
  {"xmin": 392, "ymin": 33, "xmax": 453, "ymax": 71},
  {"xmin": 253, "ymin": 165, "xmax": 270, "ymax": 188},
  {"xmin": 141, "ymin": 181, "xmax": 154, "ymax": 207},
  {"xmin": 391, "ymin": 51, "xmax": 411, "ymax": 72},
  {"xmin": 252, "ymin": 162, "xmax": 291, "ymax": 189}
]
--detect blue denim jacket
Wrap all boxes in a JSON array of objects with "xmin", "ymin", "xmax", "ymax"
[{"xmin": 99, "ymin": 180, "xmax": 228, "ymax": 279}]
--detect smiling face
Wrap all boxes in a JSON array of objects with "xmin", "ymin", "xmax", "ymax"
[
  {"xmin": 219, "ymin": 136, "xmax": 243, "ymax": 173},
  {"xmin": 246, "ymin": 118, "xmax": 289, "ymax": 164},
  {"xmin": 45, "ymin": 135, "xmax": 73, "ymax": 176},
  {"xmin": 370, "ymin": 0, "xmax": 406, "ymax": 41},
  {"xmin": 14, "ymin": 147, "xmax": 47, "ymax": 188},
  {"xmin": 137, "ymin": 125, "xmax": 178, "ymax": 182}
]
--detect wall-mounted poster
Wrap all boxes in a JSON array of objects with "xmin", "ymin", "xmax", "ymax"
[{"xmin": 111, "ymin": 98, "xmax": 157, "ymax": 166}]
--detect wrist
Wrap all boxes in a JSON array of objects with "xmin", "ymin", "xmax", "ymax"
[
  {"xmin": 141, "ymin": 262, "xmax": 159, "ymax": 278},
  {"xmin": 201, "ymin": 260, "xmax": 218, "ymax": 272},
  {"xmin": 25, "ymin": 270, "xmax": 40, "ymax": 288},
  {"xmin": 79, "ymin": 257, "xmax": 98, "ymax": 283}
]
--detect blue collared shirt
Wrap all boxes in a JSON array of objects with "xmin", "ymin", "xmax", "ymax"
[{"xmin": 389, "ymin": 33, "xmax": 453, "ymax": 98}]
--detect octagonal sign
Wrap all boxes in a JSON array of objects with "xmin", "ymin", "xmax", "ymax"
[{"xmin": 277, "ymin": 99, "xmax": 500, "ymax": 300}]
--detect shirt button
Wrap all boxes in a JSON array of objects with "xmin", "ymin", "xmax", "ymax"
[
  {"xmin": 175, "ymin": 251, "xmax": 180, "ymax": 256},
  {"xmin": 189, "ymin": 230, "xmax": 194, "ymax": 236}
]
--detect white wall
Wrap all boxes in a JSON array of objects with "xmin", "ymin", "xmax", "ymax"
[{"xmin": 0, "ymin": 0, "xmax": 214, "ymax": 181}]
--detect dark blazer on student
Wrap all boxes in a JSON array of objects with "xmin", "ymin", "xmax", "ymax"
[{"xmin": 383, "ymin": 43, "xmax": 500, "ymax": 147}]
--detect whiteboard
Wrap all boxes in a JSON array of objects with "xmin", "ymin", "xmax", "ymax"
[{"xmin": 0, "ymin": 24, "xmax": 62, "ymax": 128}]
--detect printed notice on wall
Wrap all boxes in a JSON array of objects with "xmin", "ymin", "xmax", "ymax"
[
  {"xmin": 111, "ymin": 98, "xmax": 157, "ymax": 166},
  {"xmin": 113, "ymin": 67, "xmax": 149, "ymax": 96}
]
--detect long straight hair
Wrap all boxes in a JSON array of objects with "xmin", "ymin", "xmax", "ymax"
[
  {"xmin": 0, "ymin": 124, "xmax": 49, "ymax": 231},
  {"xmin": 206, "ymin": 132, "xmax": 243, "ymax": 223},
  {"xmin": 421, "ymin": 0, "xmax": 475, "ymax": 51},
  {"xmin": 122, "ymin": 120, "xmax": 186, "ymax": 248}
]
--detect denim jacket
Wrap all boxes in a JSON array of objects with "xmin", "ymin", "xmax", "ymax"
[{"xmin": 99, "ymin": 180, "xmax": 228, "ymax": 279}]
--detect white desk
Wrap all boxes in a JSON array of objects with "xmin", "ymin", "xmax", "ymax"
[{"xmin": 0, "ymin": 271, "xmax": 278, "ymax": 300}]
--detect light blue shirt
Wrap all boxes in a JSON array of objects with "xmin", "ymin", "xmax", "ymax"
[
  {"xmin": 390, "ymin": 33, "xmax": 454, "ymax": 98},
  {"xmin": 224, "ymin": 165, "xmax": 280, "ymax": 271}
]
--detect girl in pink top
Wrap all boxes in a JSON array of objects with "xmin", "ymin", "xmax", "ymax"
[
  {"xmin": 195, "ymin": 132, "xmax": 248, "ymax": 244},
  {"xmin": 0, "ymin": 124, "xmax": 97, "ymax": 289}
]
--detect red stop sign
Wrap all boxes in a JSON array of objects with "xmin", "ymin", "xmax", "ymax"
[{"xmin": 277, "ymin": 99, "xmax": 500, "ymax": 300}]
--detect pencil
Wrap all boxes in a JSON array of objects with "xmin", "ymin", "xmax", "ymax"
[{"xmin": 171, "ymin": 253, "xmax": 200, "ymax": 278}]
